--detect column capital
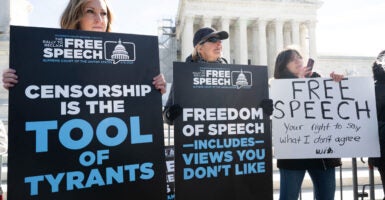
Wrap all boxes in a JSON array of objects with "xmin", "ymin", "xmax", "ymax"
[
  {"xmin": 290, "ymin": 20, "xmax": 301, "ymax": 25},
  {"xmin": 272, "ymin": 19, "xmax": 285, "ymax": 26},
  {"xmin": 184, "ymin": 15, "xmax": 195, "ymax": 22},
  {"xmin": 201, "ymin": 16, "xmax": 213, "ymax": 27},
  {"xmin": 220, "ymin": 16, "xmax": 232, "ymax": 23},
  {"xmin": 235, "ymin": 17, "xmax": 248, "ymax": 27},
  {"xmin": 252, "ymin": 18, "xmax": 268, "ymax": 28},
  {"xmin": 202, "ymin": 16, "xmax": 213, "ymax": 22},
  {"xmin": 256, "ymin": 18, "xmax": 268, "ymax": 24},
  {"xmin": 305, "ymin": 20, "xmax": 317, "ymax": 28}
]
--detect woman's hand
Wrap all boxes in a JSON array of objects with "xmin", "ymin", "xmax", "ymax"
[
  {"xmin": 153, "ymin": 73, "xmax": 167, "ymax": 94},
  {"xmin": 330, "ymin": 71, "xmax": 344, "ymax": 82},
  {"xmin": 298, "ymin": 66, "xmax": 312, "ymax": 78},
  {"xmin": 2, "ymin": 68, "xmax": 18, "ymax": 90}
]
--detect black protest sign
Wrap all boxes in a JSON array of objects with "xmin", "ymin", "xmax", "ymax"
[
  {"xmin": 271, "ymin": 77, "xmax": 379, "ymax": 158},
  {"xmin": 8, "ymin": 26, "xmax": 166, "ymax": 199},
  {"xmin": 173, "ymin": 62, "xmax": 272, "ymax": 200},
  {"xmin": 165, "ymin": 145, "xmax": 175, "ymax": 200}
]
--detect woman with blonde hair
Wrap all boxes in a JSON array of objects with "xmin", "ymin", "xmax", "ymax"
[
  {"xmin": 3, "ymin": 0, "xmax": 166, "ymax": 94},
  {"xmin": 60, "ymin": 0, "xmax": 113, "ymax": 32}
]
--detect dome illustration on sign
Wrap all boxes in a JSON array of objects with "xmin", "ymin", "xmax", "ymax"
[
  {"xmin": 236, "ymin": 69, "xmax": 249, "ymax": 87},
  {"xmin": 111, "ymin": 39, "xmax": 130, "ymax": 60}
]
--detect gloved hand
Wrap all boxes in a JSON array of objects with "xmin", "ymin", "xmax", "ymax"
[
  {"xmin": 259, "ymin": 99, "xmax": 273, "ymax": 116},
  {"xmin": 164, "ymin": 104, "xmax": 183, "ymax": 124}
]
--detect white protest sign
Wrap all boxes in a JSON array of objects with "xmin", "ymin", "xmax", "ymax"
[{"xmin": 270, "ymin": 77, "xmax": 380, "ymax": 159}]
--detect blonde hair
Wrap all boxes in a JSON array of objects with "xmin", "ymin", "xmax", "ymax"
[
  {"xmin": 191, "ymin": 45, "xmax": 201, "ymax": 61},
  {"xmin": 60, "ymin": 0, "xmax": 113, "ymax": 32}
]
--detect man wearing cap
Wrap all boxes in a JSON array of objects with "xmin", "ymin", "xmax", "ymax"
[
  {"xmin": 163, "ymin": 27, "xmax": 273, "ymax": 125},
  {"xmin": 163, "ymin": 27, "xmax": 230, "ymax": 124},
  {"xmin": 186, "ymin": 27, "xmax": 229, "ymax": 63}
]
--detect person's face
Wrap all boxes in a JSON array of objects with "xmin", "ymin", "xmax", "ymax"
[
  {"xmin": 286, "ymin": 52, "xmax": 304, "ymax": 76},
  {"xmin": 79, "ymin": 0, "xmax": 108, "ymax": 32},
  {"xmin": 198, "ymin": 37, "xmax": 223, "ymax": 62}
]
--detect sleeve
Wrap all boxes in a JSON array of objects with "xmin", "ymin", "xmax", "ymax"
[{"xmin": 311, "ymin": 71, "xmax": 321, "ymax": 78}]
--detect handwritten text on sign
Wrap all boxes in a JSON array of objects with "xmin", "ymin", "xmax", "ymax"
[{"xmin": 270, "ymin": 77, "xmax": 379, "ymax": 158}]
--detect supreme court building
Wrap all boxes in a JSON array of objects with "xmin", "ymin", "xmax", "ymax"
[
  {"xmin": 0, "ymin": 0, "xmax": 375, "ymax": 86},
  {"xmin": 175, "ymin": 0, "xmax": 373, "ymax": 78}
]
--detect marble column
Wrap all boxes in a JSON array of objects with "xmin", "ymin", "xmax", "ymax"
[
  {"xmin": 0, "ymin": 0, "xmax": 10, "ymax": 34},
  {"xmin": 283, "ymin": 23, "xmax": 291, "ymax": 48},
  {"xmin": 257, "ymin": 19, "xmax": 268, "ymax": 66},
  {"xmin": 235, "ymin": 18, "xmax": 248, "ymax": 64},
  {"xmin": 300, "ymin": 23, "xmax": 308, "ymax": 56},
  {"xmin": 251, "ymin": 22, "xmax": 259, "ymax": 64},
  {"xmin": 220, "ymin": 17, "xmax": 231, "ymax": 62},
  {"xmin": 181, "ymin": 16, "xmax": 194, "ymax": 61},
  {"xmin": 274, "ymin": 19, "xmax": 284, "ymax": 54},
  {"xmin": 267, "ymin": 22, "xmax": 277, "ymax": 77},
  {"xmin": 291, "ymin": 20, "xmax": 300, "ymax": 46},
  {"xmin": 202, "ymin": 16, "xmax": 212, "ymax": 28},
  {"xmin": 307, "ymin": 21, "xmax": 317, "ymax": 60}
]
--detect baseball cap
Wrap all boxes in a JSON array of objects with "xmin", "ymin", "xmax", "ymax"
[{"xmin": 193, "ymin": 27, "xmax": 229, "ymax": 47}]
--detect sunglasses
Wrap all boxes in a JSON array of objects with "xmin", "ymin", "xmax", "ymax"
[{"xmin": 199, "ymin": 37, "xmax": 221, "ymax": 45}]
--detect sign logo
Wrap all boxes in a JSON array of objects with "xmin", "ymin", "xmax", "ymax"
[
  {"xmin": 42, "ymin": 35, "xmax": 136, "ymax": 65},
  {"xmin": 192, "ymin": 68, "xmax": 252, "ymax": 89},
  {"xmin": 231, "ymin": 70, "xmax": 252, "ymax": 89},
  {"xmin": 104, "ymin": 39, "xmax": 136, "ymax": 64}
]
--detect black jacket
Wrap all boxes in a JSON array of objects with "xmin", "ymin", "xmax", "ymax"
[
  {"xmin": 277, "ymin": 70, "xmax": 342, "ymax": 170},
  {"xmin": 369, "ymin": 82, "xmax": 385, "ymax": 167}
]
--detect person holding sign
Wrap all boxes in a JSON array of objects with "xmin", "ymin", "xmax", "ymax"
[
  {"xmin": 163, "ymin": 27, "xmax": 273, "ymax": 124},
  {"xmin": 2, "ymin": 0, "xmax": 167, "ymax": 94},
  {"xmin": 163, "ymin": 27, "xmax": 229, "ymax": 125},
  {"xmin": 274, "ymin": 48, "xmax": 343, "ymax": 200},
  {"xmin": 368, "ymin": 50, "xmax": 385, "ymax": 200}
]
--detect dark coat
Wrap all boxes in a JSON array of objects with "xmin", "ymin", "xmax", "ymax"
[
  {"xmin": 369, "ymin": 62, "xmax": 385, "ymax": 167},
  {"xmin": 276, "ymin": 70, "xmax": 342, "ymax": 170}
]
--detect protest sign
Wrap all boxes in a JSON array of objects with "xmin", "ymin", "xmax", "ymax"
[
  {"xmin": 270, "ymin": 77, "xmax": 380, "ymax": 158},
  {"xmin": 165, "ymin": 146, "xmax": 175, "ymax": 200},
  {"xmin": 173, "ymin": 62, "xmax": 272, "ymax": 200},
  {"xmin": 8, "ymin": 26, "xmax": 166, "ymax": 199}
]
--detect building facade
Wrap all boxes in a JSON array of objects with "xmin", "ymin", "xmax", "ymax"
[
  {"xmin": 0, "ymin": 0, "xmax": 32, "ymax": 98},
  {"xmin": 0, "ymin": 0, "xmax": 375, "ymax": 84},
  {"xmin": 175, "ymin": 0, "xmax": 373, "ymax": 78}
]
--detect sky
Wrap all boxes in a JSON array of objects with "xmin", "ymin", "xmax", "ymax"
[{"xmin": 24, "ymin": 0, "xmax": 385, "ymax": 57}]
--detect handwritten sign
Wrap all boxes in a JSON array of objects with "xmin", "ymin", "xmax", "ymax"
[{"xmin": 270, "ymin": 77, "xmax": 380, "ymax": 159}]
